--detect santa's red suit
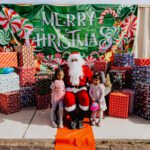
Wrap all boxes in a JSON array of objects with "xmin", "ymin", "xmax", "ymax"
[{"xmin": 63, "ymin": 54, "xmax": 93, "ymax": 113}]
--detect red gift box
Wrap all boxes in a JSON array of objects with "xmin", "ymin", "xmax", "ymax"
[
  {"xmin": 94, "ymin": 61, "xmax": 108, "ymax": 73},
  {"xmin": 20, "ymin": 76, "xmax": 36, "ymax": 87},
  {"xmin": 17, "ymin": 67, "xmax": 36, "ymax": 87},
  {"xmin": 16, "ymin": 46, "xmax": 35, "ymax": 68},
  {"xmin": 17, "ymin": 67, "xmax": 36, "ymax": 75},
  {"xmin": 109, "ymin": 92, "xmax": 129, "ymax": 118},
  {"xmin": 0, "ymin": 91, "xmax": 21, "ymax": 114},
  {"xmin": 122, "ymin": 89, "xmax": 135, "ymax": 114},
  {"xmin": 134, "ymin": 58, "xmax": 150, "ymax": 66},
  {"xmin": 35, "ymin": 94, "xmax": 50, "ymax": 109}
]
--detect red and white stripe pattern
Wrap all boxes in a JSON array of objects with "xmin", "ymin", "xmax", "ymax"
[
  {"xmin": 99, "ymin": 8, "xmax": 117, "ymax": 24},
  {"xmin": 84, "ymin": 56, "xmax": 96, "ymax": 69},
  {"xmin": 52, "ymin": 53, "xmax": 66, "ymax": 65},
  {"xmin": 90, "ymin": 51, "xmax": 100, "ymax": 58},
  {"xmin": 36, "ymin": 53, "xmax": 45, "ymax": 61},
  {"xmin": 17, "ymin": 18, "xmax": 33, "ymax": 38},
  {"xmin": 134, "ymin": 58, "xmax": 150, "ymax": 66},
  {"xmin": 24, "ymin": 39, "xmax": 36, "ymax": 49},
  {"xmin": 0, "ymin": 7, "xmax": 21, "ymax": 33},
  {"xmin": 120, "ymin": 14, "xmax": 137, "ymax": 37}
]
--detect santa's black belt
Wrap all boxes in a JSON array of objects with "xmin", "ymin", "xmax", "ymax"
[{"xmin": 67, "ymin": 86, "xmax": 86, "ymax": 89}]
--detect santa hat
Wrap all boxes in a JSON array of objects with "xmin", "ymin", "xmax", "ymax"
[{"xmin": 68, "ymin": 52, "xmax": 81, "ymax": 60}]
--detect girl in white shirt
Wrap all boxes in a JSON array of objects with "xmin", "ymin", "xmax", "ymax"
[{"xmin": 89, "ymin": 72, "xmax": 107, "ymax": 126}]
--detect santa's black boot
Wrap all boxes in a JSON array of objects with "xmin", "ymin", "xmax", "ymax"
[
  {"xmin": 69, "ymin": 110, "xmax": 77, "ymax": 130},
  {"xmin": 77, "ymin": 109, "xmax": 86, "ymax": 129}
]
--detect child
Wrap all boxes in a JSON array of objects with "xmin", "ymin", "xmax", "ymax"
[
  {"xmin": 89, "ymin": 72, "xmax": 107, "ymax": 126},
  {"xmin": 50, "ymin": 68, "xmax": 65, "ymax": 128}
]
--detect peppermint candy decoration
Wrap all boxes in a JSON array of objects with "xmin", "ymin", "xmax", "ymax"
[
  {"xmin": 45, "ymin": 54, "xmax": 53, "ymax": 63},
  {"xmin": 99, "ymin": 37, "xmax": 113, "ymax": 51},
  {"xmin": 84, "ymin": 56, "xmax": 96, "ymax": 69},
  {"xmin": 17, "ymin": 18, "xmax": 33, "ymax": 38},
  {"xmin": 120, "ymin": 14, "xmax": 137, "ymax": 37},
  {"xmin": 0, "ymin": 29, "xmax": 10, "ymax": 45},
  {"xmin": 117, "ymin": 5, "xmax": 134, "ymax": 17},
  {"xmin": 116, "ymin": 35, "xmax": 128, "ymax": 48},
  {"xmin": 52, "ymin": 53, "xmax": 66, "ymax": 65},
  {"xmin": 0, "ymin": 7, "xmax": 21, "ymax": 33},
  {"xmin": 3, "ymin": 45, "xmax": 13, "ymax": 52},
  {"xmin": 24, "ymin": 39, "xmax": 36, "ymax": 49},
  {"xmin": 99, "ymin": 43, "xmax": 106, "ymax": 53},
  {"xmin": 90, "ymin": 51, "xmax": 100, "ymax": 58},
  {"xmin": 36, "ymin": 53, "xmax": 45, "ymax": 61},
  {"xmin": 99, "ymin": 8, "xmax": 117, "ymax": 24}
]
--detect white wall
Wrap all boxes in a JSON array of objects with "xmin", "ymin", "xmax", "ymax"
[{"xmin": 0, "ymin": 0, "xmax": 150, "ymax": 5}]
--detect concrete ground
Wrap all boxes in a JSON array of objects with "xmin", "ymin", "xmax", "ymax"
[{"xmin": 0, "ymin": 107, "xmax": 150, "ymax": 149}]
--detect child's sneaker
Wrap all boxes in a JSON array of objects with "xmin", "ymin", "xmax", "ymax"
[
  {"xmin": 51, "ymin": 121, "xmax": 57, "ymax": 128},
  {"xmin": 59, "ymin": 121, "xmax": 64, "ymax": 128},
  {"xmin": 91, "ymin": 120, "xmax": 96, "ymax": 126}
]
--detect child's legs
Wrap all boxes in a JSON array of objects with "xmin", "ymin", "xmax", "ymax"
[
  {"xmin": 58, "ymin": 101, "xmax": 64, "ymax": 123},
  {"xmin": 98, "ymin": 110, "xmax": 103, "ymax": 122},
  {"xmin": 51, "ymin": 101, "xmax": 58, "ymax": 121},
  {"xmin": 91, "ymin": 111, "xmax": 97, "ymax": 121}
]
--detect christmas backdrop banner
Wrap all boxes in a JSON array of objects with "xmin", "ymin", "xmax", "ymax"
[{"xmin": 0, "ymin": 4, "xmax": 138, "ymax": 70}]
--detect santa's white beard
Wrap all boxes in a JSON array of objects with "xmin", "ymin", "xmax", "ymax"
[{"xmin": 68, "ymin": 62, "xmax": 83, "ymax": 86}]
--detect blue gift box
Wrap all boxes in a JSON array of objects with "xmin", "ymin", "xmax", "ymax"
[
  {"xmin": 134, "ymin": 82, "xmax": 150, "ymax": 120},
  {"xmin": 132, "ymin": 66, "xmax": 150, "ymax": 88},
  {"xmin": 114, "ymin": 53, "xmax": 134, "ymax": 67},
  {"xmin": 20, "ymin": 86, "xmax": 36, "ymax": 107}
]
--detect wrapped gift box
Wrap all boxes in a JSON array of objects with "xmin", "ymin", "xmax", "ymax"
[
  {"xmin": 109, "ymin": 92, "xmax": 130, "ymax": 118},
  {"xmin": 17, "ymin": 67, "xmax": 36, "ymax": 75},
  {"xmin": 134, "ymin": 58, "xmax": 150, "ymax": 66},
  {"xmin": 122, "ymin": 89, "xmax": 135, "ymax": 114},
  {"xmin": 16, "ymin": 46, "xmax": 35, "ymax": 68},
  {"xmin": 20, "ymin": 86, "xmax": 36, "ymax": 107},
  {"xmin": 35, "ymin": 72, "xmax": 54, "ymax": 95},
  {"xmin": 93, "ymin": 61, "xmax": 108, "ymax": 73},
  {"xmin": 17, "ymin": 67, "xmax": 36, "ymax": 87},
  {"xmin": 35, "ymin": 94, "xmax": 51, "ymax": 109},
  {"xmin": 0, "ymin": 52, "xmax": 18, "ymax": 68},
  {"xmin": 109, "ymin": 70, "xmax": 126, "ymax": 90},
  {"xmin": 134, "ymin": 82, "xmax": 150, "ymax": 120},
  {"xmin": 111, "ymin": 66, "xmax": 132, "ymax": 71},
  {"xmin": 0, "ymin": 91, "xmax": 21, "ymax": 114},
  {"xmin": 132, "ymin": 66, "xmax": 150, "ymax": 88},
  {"xmin": 111, "ymin": 66, "xmax": 133, "ymax": 88},
  {"xmin": 35, "ymin": 71, "xmax": 54, "ymax": 80},
  {"xmin": 0, "ymin": 72, "xmax": 20, "ymax": 93},
  {"xmin": 114, "ymin": 53, "xmax": 134, "ymax": 67}
]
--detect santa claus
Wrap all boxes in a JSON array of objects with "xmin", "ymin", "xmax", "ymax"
[{"xmin": 63, "ymin": 52, "xmax": 93, "ymax": 129}]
